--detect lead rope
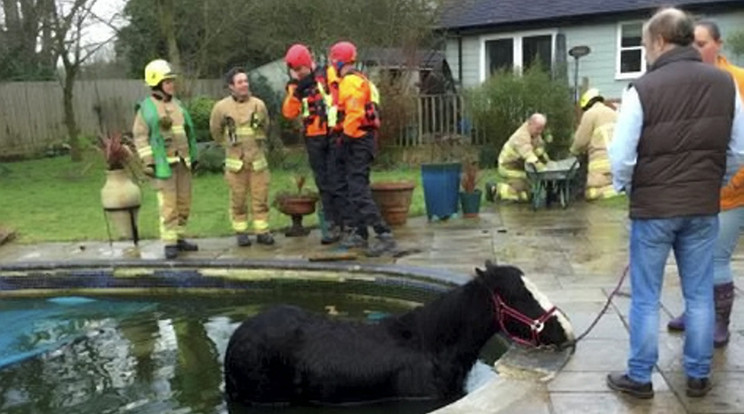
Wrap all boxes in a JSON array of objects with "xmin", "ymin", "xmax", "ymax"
[{"xmin": 560, "ymin": 264, "xmax": 630, "ymax": 352}]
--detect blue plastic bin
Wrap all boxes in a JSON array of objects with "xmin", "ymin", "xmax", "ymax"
[{"xmin": 421, "ymin": 162, "xmax": 462, "ymax": 220}]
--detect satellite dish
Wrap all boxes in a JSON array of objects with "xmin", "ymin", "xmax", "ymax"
[{"xmin": 569, "ymin": 46, "xmax": 591, "ymax": 59}]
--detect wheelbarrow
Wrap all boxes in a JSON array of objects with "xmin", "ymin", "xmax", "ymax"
[{"xmin": 525, "ymin": 157, "xmax": 580, "ymax": 211}]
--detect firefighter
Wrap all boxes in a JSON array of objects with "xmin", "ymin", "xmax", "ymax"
[
  {"xmin": 209, "ymin": 67, "xmax": 274, "ymax": 246},
  {"xmin": 132, "ymin": 59, "xmax": 199, "ymax": 259},
  {"xmin": 570, "ymin": 88, "xmax": 619, "ymax": 200},
  {"xmin": 329, "ymin": 41, "xmax": 396, "ymax": 256},
  {"xmin": 497, "ymin": 113, "xmax": 550, "ymax": 202},
  {"xmin": 282, "ymin": 44, "xmax": 349, "ymax": 244}
]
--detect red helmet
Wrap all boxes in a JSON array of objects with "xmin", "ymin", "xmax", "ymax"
[
  {"xmin": 285, "ymin": 44, "xmax": 313, "ymax": 69},
  {"xmin": 329, "ymin": 41, "xmax": 357, "ymax": 65}
]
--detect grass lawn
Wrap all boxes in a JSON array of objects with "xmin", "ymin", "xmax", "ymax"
[{"xmin": 0, "ymin": 154, "xmax": 504, "ymax": 243}]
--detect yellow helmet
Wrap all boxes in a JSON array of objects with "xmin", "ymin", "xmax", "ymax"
[
  {"xmin": 580, "ymin": 88, "xmax": 601, "ymax": 110},
  {"xmin": 144, "ymin": 59, "xmax": 176, "ymax": 87}
]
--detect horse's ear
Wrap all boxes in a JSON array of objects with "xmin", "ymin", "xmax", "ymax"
[
  {"xmin": 475, "ymin": 267, "xmax": 486, "ymax": 278},
  {"xmin": 485, "ymin": 259, "xmax": 497, "ymax": 269}
]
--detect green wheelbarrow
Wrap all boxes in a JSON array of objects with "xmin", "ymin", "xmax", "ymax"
[{"xmin": 525, "ymin": 157, "xmax": 580, "ymax": 211}]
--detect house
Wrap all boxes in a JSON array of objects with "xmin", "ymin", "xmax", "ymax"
[
  {"xmin": 440, "ymin": 0, "xmax": 744, "ymax": 99},
  {"xmin": 359, "ymin": 47, "xmax": 457, "ymax": 94}
]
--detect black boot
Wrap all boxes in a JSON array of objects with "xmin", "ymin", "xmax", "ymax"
[
  {"xmin": 177, "ymin": 239, "xmax": 199, "ymax": 252},
  {"xmin": 321, "ymin": 225, "xmax": 342, "ymax": 245},
  {"xmin": 606, "ymin": 372, "xmax": 654, "ymax": 399},
  {"xmin": 687, "ymin": 377, "xmax": 712, "ymax": 398},
  {"xmin": 164, "ymin": 245, "xmax": 179, "ymax": 260},
  {"xmin": 365, "ymin": 233, "xmax": 397, "ymax": 257},
  {"xmin": 236, "ymin": 233, "xmax": 251, "ymax": 247},
  {"xmin": 256, "ymin": 233, "xmax": 275, "ymax": 246}
]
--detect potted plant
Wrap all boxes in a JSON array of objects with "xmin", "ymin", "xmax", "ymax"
[
  {"xmin": 459, "ymin": 161, "xmax": 482, "ymax": 218},
  {"xmin": 421, "ymin": 135, "xmax": 466, "ymax": 221},
  {"xmin": 274, "ymin": 175, "xmax": 319, "ymax": 237},
  {"xmin": 98, "ymin": 132, "xmax": 142, "ymax": 243},
  {"xmin": 371, "ymin": 180, "xmax": 416, "ymax": 226}
]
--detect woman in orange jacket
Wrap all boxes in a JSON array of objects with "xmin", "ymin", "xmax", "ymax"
[
  {"xmin": 329, "ymin": 41, "xmax": 396, "ymax": 257},
  {"xmin": 667, "ymin": 20, "xmax": 744, "ymax": 347}
]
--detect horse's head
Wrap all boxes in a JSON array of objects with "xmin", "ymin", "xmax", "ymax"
[{"xmin": 475, "ymin": 260, "xmax": 574, "ymax": 347}]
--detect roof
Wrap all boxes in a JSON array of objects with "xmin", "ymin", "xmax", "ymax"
[{"xmin": 439, "ymin": 0, "xmax": 744, "ymax": 30}]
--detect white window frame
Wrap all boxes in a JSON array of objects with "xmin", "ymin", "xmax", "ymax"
[
  {"xmin": 615, "ymin": 21, "xmax": 647, "ymax": 80},
  {"xmin": 479, "ymin": 29, "xmax": 558, "ymax": 82}
]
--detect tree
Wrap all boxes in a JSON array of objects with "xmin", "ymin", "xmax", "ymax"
[
  {"xmin": 728, "ymin": 30, "xmax": 744, "ymax": 60},
  {"xmin": 50, "ymin": 0, "xmax": 117, "ymax": 161},
  {"xmin": 0, "ymin": 0, "xmax": 57, "ymax": 80}
]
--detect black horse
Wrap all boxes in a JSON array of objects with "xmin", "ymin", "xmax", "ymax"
[{"xmin": 224, "ymin": 261, "xmax": 574, "ymax": 406}]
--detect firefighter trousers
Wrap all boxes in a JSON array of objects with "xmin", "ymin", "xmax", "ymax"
[
  {"xmin": 154, "ymin": 160, "xmax": 192, "ymax": 244},
  {"xmin": 340, "ymin": 133, "xmax": 390, "ymax": 239},
  {"xmin": 305, "ymin": 134, "xmax": 350, "ymax": 228},
  {"xmin": 225, "ymin": 165, "xmax": 271, "ymax": 234}
]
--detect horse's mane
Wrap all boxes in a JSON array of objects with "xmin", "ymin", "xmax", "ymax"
[{"xmin": 384, "ymin": 277, "xmax": 497, "ymax": 356}]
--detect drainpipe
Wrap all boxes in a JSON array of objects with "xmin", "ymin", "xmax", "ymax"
[{"xmin": 458, "ymin": 35, "xmax": 463, "ymax": 90}]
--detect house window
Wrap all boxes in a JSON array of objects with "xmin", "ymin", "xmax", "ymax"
[
  {"xmin": 482, "ymin": 31, "xmax": 556, "ymax": 80},
  {"xmin": 617, "ymin": 22, "xmax": 646, "ymax": 78}
]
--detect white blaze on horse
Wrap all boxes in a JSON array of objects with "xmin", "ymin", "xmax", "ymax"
[{"xmin": 224, "ymin": 261, "xmax": 574, "ymax": 406}]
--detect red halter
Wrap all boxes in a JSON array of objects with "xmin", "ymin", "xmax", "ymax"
[{"xmin": 491, "ymin": 293, "xmax": 559, "ymax": 347}]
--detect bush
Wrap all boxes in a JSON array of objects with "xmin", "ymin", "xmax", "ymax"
[
  {"xmin": 195, "ymin": 143, "xmax": 225, "ymax": 175},
  {"xmin": 466, "ymin": 65, "xmax": 575, "ymax": 159},
  {"xmin": 185, "ymin": 95, "xmax": 216, "ymax": 143}
]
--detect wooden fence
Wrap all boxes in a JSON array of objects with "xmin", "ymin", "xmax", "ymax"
[
  {"xmin": 390, "ymin": 94, "xmax": 489, "ymax": 147},
  {"xmin": 0, "ymin": 78, "xmax": 484, "ymax": 157},
  {"xmin": 0, "ymin": 79, "xmax": 224, "ymax": 158}
]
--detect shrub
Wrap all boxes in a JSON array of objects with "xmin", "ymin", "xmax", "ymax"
[
  {"xmin": 466, "ymin": 65, "xmax": 575, "ymax": 159},
  {"xmin": 185, "ymin": 95, "xmax": 216, "ymax": 143},
  {"xmin": 195, "ymin": 143, "xmax": 225, "ymax": 175}
]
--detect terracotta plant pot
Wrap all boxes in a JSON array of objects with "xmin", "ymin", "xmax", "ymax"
[
  {"xmin": 371, "ymin": 181, "xmax": 416, "ymax": 226},
  {"xmin": 276, "ymin": 194, "xmax": 318, "ymax": 237},
  {"xmin": 101, "ymin": 169, "xmax": 141, "ymax": 241}
]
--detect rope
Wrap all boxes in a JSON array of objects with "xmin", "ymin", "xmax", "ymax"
[{"xmin": 561, "ymin": 264, "xmax": 630, "ymax": 351}]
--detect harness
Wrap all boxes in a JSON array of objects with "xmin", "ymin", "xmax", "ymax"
[
  {"xmin": 299, "ymin": 68, "xmax": 338, "ymax": 130},
  {"xmin": 490, "ymin": 292, "xmax": 560, "ymax": 348}
]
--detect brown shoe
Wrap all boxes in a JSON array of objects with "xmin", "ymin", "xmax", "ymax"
[
  {"xmin": 606, "ymin": 372, "xmax": 654, "ymax": 399},
  {"xmin": 687, "ymin": 377, "xmax": 711, "ymax": 398}
]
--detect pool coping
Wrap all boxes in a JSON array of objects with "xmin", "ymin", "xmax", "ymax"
[{"xmin": 0, "ymin": 258, "xmax": 572, "ymax": 413}]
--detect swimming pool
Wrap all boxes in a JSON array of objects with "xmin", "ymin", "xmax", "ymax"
[{"xmin": 0, "ymin": 285, "xmax": 504, "ymax": 414}]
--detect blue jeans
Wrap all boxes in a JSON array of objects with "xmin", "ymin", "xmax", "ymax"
[
  {"xmin": 627, "ymin": 216, "xmax": 717, "ymax": 383},
  {"xmin": 714, "ymin": 206, "xmax": 744, "ymax": 285}
]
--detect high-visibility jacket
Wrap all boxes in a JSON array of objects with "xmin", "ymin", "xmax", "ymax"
[
  {"xmin": 282, "ymin": 66, "xmax": 338, "ymax": 137},
  {"xmin": 209, "ymin": 95, "xmax": 270, "ymax": 173},
  {"xmin": 498, "ymin": 122, "xmax": 548, "ymax": 177},
  {"xmin": 716, "ymin": 55, "xmax": 744, "ymax": 211},
  {"xmin": 132, "ymin": 94, "xmax": 197, "ymax": 179},
  {"xmin": 570, "ymin": 102, "xmax": 617, "ymax": 175},
  {"xmin": 337, "ymin": 70, "xmax": 380, "ymax": 138}
]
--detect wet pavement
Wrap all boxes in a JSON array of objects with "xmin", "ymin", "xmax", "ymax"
[{"xmin": 1, "ymin": 200, "xmax": 744, "ymax": 413}]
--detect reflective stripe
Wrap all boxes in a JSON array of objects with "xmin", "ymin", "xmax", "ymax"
[
  {"xmin": 497, "ymin": 183, "xmax": 528, "ymax": 202},
  {"xmin": 138, "ymin": 146, "xmax": 153, "ymax": 159},
  {"xmin": 232, "ymin": 221, "xmax": 249, "ymax": 232},
  {"xmin": 166, "ymin": 156, "xmax": 180, "ymax": 164},
  {"xmin": 175, "ymin": 225, "xmax": 186, "ymax": 237},
  {"xmin": 588, "ymin": 158, "xmax": 611, "ymax": 172},
  {"xmin": 253, "ymin": 219, "xmax": 269, "ymax": 232},
  {"xmin": 301, "ymin": 99, "xmax": 310, "ymax": 117},
  {"xmin": 252, "ymin": 157, "xmax": 268, "ymax": 172},
  {"xmin": 236, "ymin": 126, "xmax": 256, "ymax": 136},
  {"xmin": 498, "ymin": 166, "xmax": 526, "ymax": 179},
  {"xmin": 369, "ymin": 81, "xmax": 380, "ymax": 105},
  {"xmin": 171, "ymin": 125, "xmax": 185, "ymax": 135},
  {"xmin": 225, "ymin": 158, "xmax": 244, "ymax": 172},
  {"xmin": 534, "ymin": 147, "xmax": 545, "ymax": 157},
  {"xmin": 586, "ymin": 184, "xmax": 619, "ymax": 200},
  {"xmin": 498, "ymin": 144, "xmax": 520, "ymax": 162},
  {"xmin": 157, "ymin": 192, "xmax": 178, "ymax": 242}
]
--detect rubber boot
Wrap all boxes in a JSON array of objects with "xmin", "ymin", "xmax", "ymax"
[
  {"xmin": 177, "ymin": 239, "xmax": 199, "ymax": 252},
  {"xmin": 714, "ymin": 282, "xmax": 735, "ymax": 348},
  {"xmin": 256, "ymin": 233, "xmax": 275, "ymax": 246},
  {"xmin": 667, "ymin": 313, "xmax": 685, "ymax": 331},
  {"xmin": 164, "ymin": 245, "xmax": 179, "ymax": 260},
  {"xmin": 321, "ymin": 225, "xmax": 341, "ymax": 245},
  {"xmin": 236, "ymin": 233, "xmax": 251, "ymax": 247}
]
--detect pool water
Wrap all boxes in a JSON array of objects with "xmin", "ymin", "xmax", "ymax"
[{"xmin": 0, "ymin": 289, "xmax": 502, "ymax": 414}]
